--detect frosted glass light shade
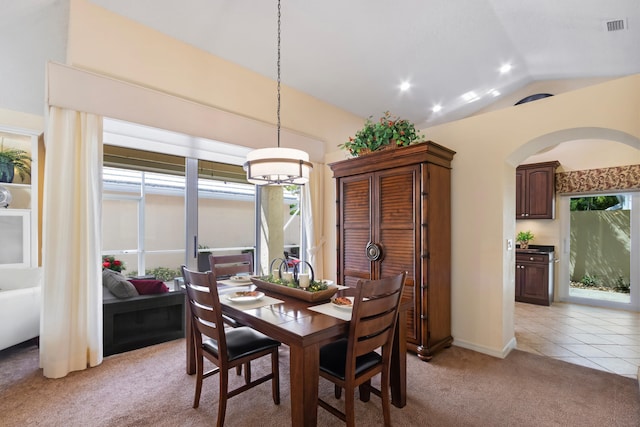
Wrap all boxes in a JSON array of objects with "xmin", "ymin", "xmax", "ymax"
[{"xmin": 244, "ymin": 147, "xmax": 312, "ymax": 185}]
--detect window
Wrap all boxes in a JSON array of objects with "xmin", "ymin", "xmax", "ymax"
[{"xmin": 102, "ymin": 166, "xmax": 301, "ymax": 281}]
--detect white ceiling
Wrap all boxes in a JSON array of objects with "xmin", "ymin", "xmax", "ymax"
[{"xmin": 2, "ymin": 0, "xmax": 639, "ymax": 127}]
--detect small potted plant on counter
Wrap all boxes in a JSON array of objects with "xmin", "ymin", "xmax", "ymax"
[{"xmin": 516, "ymin": 230, "xmax": 534, "ymax": 249}]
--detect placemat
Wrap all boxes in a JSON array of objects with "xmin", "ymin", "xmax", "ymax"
[
  {"xmin": 218, "ymin": 279, "xmax": 253, "ymax": 287},
  {"xmin": 221, "ymin": 295, "xmax": 284, "ymax": 311},
  {"xmin": 309, "ymin": 302, "xmax": 352, "ymax": 321}
]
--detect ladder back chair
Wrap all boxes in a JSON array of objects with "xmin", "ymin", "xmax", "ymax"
[
  {"xmin": 209, "ymin": 253, "xmax": 254, "ymax": 279},
  {"xmin": 181, "ymin": 266, "xmax": 280, "ymax": 427},
  {"xmin": 208, "ymin": 253, "xmax": 255, "ymax": 375},
  {"xmin": 318, "ymin": 272, "xmax": 407, "ymax": 427}
]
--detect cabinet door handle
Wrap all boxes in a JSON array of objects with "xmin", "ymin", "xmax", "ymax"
[{"xmin": 365, "ymin": 242, "xmax": 383, "ymax": 261}]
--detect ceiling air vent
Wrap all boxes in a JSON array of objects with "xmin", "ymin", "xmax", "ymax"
[{"xmin": 604, "ymin": 19, "xmax": 626, "ymax": 32}]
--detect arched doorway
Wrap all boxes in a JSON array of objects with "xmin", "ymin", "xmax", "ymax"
[
  {"xmin": 508, "ymin": 127, "xmax": 640, "ymax": 307},
  {"xmin": 508, "ymin": 127, "xmax": 640, "ymax": 376}
]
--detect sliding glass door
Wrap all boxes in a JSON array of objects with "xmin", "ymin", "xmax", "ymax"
[
  {"xmin": 101, "ymin": 119, "xmax": 305, "ymax": 283},
  {"xmin": 559, "ymin": 192, "xmax": 639, "ymax": 310},
  {"xmin": 102, "ymin": 167, "xmax": 185, "ymax": 283},
  {"xmin": 103, "ymin": 155, "xmax": 301, "ymax": 281}
]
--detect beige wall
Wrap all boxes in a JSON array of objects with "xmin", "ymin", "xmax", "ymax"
[
  {"xmin": 36, "ymin": 0, "xmax": 640, "ymax": 358},
  {"xmin": 67, "ymin": 0, "xmax": 363, "ymax": 154},
  {"xmin": 0, "ymin": 108, "xmax": 44, "ymax": 134},
  {"xmin": 472, "ymin": 77, "xmax": 611, "ymax": 117},
  {"xmin": 422, "ymin": 75, "xmax": 640, "ymax": 355}
]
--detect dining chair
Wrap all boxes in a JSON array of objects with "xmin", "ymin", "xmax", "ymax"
[
  {"xmin": 318, "ymin": 272, "xmax": 407, "ymax": 427},
  {"xmin": 208, "ymin": 253, "xmax": 254, "ymax": 279},
  {"xmin": 208, "ymin": 253, "xmax": 255, "ymax": 376},
  {"xmin": 181, "ymin": 265, "xmax": 280, "ymax": 427}
]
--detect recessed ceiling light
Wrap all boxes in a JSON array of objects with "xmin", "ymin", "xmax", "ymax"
[
  {"xmin": 400, "ymin": 81, "xmax": 411, "ymax": 91},
  {"xmin": 432, "ymin": 104, "xmax": 442, "ymax": 113},
  {"xmin": 461, "ymin": 91, "xmax": 479, "ymax": 103},
  {"xmin": 500, "ymin": 63, "xmax": 512, "ymax": 74}
]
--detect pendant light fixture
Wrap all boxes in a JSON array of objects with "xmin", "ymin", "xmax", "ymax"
[{"xmin": 243, "ymin": 0, "xmax": 312, "ymax": 185}]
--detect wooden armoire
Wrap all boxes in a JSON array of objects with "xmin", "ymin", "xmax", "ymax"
[{"xmin": 329, "ymin": 141, "xmax": 455, "ymax": 360}]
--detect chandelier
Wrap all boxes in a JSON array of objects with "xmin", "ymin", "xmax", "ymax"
[{"xmin": 243, "ymin": 0, "xmax": 312, "ymax": 185}]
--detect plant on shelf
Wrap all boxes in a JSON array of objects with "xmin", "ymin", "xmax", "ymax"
[
  {"xmin": 0, "ymin": 138, "xmax": 32, "ymax": 183},
  {"xmin": 102, "ymin": 255, "xmax": 126, "ymax": 273},
  {"xmin": 516, "ymin": 230, "xmax": 535, "ymax": 249},
  {"xmin": 339, "ymin": 111, "xmax": 425, "ymax": 156}
]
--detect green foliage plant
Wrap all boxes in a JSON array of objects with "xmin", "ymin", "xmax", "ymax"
[
  {"xmin": 339, "ymin": 111, "xmax": 424, "ymax": 156},
  {"xmin": 129, "ymin": 266, "xmax": 181, "ymax": 282},
  {"xmin": 580, "ymin": 274, "xmax": 599, "ymax": 287},
  {"xmin": 265, "ymin": 273, "xmax": 328, "ymax": 292},
  {"xmin": 516, "ymin": 231, "xmax": 534, "ymax": 244},
  {"xmin": 614, "ymin": 275, "xmax": 630, "ymax": 293},
  {"xmin": 0, "ymin": 138, "xmax": 32, "ymax": 181}
]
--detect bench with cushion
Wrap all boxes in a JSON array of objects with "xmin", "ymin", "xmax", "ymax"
[{"xmin": 102, "ymin": 269, "xmax": 185, "ymax": 356}]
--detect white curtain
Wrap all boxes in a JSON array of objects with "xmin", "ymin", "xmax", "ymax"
[
  {"xmin": 40, "ymin": 107, "xmax": 103, "ymax": 378},
  {"xmin": 302, "ymin": 162, "xmax": 325, "ymax": 277}
]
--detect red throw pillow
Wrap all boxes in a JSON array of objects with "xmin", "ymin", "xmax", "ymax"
[{"xmin": 129, "ymin": 279, "xmax": 169, "ymax": 295}]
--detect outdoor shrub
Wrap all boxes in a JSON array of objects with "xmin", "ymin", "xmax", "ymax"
[
  {"xmin": 614, "ymin": 276, "xmax": 631, "ymax": 293},
  {"xmin": 580, "ymin": 274, "xmax": 599, "ymax": 287},
  {"xmin": 129, "ymin": 267, "xmax": 181, "ymax": 282}
]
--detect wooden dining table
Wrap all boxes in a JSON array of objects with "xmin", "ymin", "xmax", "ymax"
[{"xmin": 184, "ymin": 283, "xmax": 408, "ymax": 427}]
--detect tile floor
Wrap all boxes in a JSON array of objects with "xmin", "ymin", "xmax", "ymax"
[{"xmin": 515, "ymin": 301, "xmax": 640, "ymax": 379}]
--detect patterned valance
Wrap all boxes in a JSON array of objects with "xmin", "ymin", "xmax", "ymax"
[{"xmin": 556, "ymin": 164, "xmax": 640, "ymax": 194}]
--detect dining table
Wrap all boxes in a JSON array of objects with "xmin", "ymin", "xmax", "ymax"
[{"xmin": 184, "ymin": 279, "xmax": 409, "ymax": 427}]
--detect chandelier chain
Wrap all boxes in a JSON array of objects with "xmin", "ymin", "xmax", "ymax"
[
  {"xmin": 276, "ymin": 0, "xmax": 281, "ymax": 148},
  {"xmin": 242, "ymin": 0, "xmax": 312, "ymax": 186}
]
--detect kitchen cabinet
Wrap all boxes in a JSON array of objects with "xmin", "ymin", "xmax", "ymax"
[
  {"xmin": 515, "ymin": 248, "xmax": 554, "ymax": 306},
  {"xmin": 516, "ymin": 161, "xmax": 560, "ymax": 219},
  {"xmin": 329, "ymin": 142, "xmax": 455, "ymax": 361}
]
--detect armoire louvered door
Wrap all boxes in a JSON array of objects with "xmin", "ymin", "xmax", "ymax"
[{"xmin": 331, "ymin": 142, "xmax": 455, "ymax": 360}]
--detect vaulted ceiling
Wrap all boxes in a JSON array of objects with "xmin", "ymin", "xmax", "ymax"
[{"xmin": 2, "ymin": 0, "xmax": 639, "ymax": 127}]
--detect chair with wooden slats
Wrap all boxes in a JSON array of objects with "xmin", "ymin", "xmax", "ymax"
[
  {"xmin": 181, "ymin": 265, "xmax": 280, "ymax": 427},
  {"xmin": 317, "ymin": 272, "xmax": 407, "ymax": 427}
]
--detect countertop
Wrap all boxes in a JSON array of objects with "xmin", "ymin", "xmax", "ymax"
[{"xmin": 515, "ymin": 244, "xmax": 555, "ymax": 254}]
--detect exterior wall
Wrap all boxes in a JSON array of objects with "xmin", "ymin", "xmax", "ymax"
[
  {"xmin": 570, "ymin": 210, "xmax": 630, "ymax": 285},
  {"xmin": 103, "ymin": 192, "xmax": 298, "ymax": 274}
]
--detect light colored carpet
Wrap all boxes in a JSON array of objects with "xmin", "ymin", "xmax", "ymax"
[{"xmin": 1, "ymin": 339, "xmax": 639, "ymax": 426}]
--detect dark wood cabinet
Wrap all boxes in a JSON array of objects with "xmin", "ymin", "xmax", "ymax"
[
  {"xmin": 516, "ymin": 161, "xmax": 560, "ymax": 219},
  {"xmin": 329, "ymin": 142, "xmax": 455, "ymax": 360},
  {"xmin": 515, "ymin": 251, "xmax": 554, "ymax": 306}
]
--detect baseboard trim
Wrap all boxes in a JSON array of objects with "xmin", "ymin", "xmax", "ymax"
[{"xmin": 453, "ymin": 337, "xmax": 517, "ymax": 359}]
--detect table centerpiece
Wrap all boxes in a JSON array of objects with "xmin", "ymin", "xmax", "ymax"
[{"xmin": 251, "ymin": 259, "xmax": 338, "ymax": 302}]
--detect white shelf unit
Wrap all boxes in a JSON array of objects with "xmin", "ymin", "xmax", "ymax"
[
  {"xmin": 0, "ymin": 209, "xmax": 31, "ymax": 267},
  {"xmin": 0, "ymin": 126, "xmax": 39, "ymax": 268}
]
